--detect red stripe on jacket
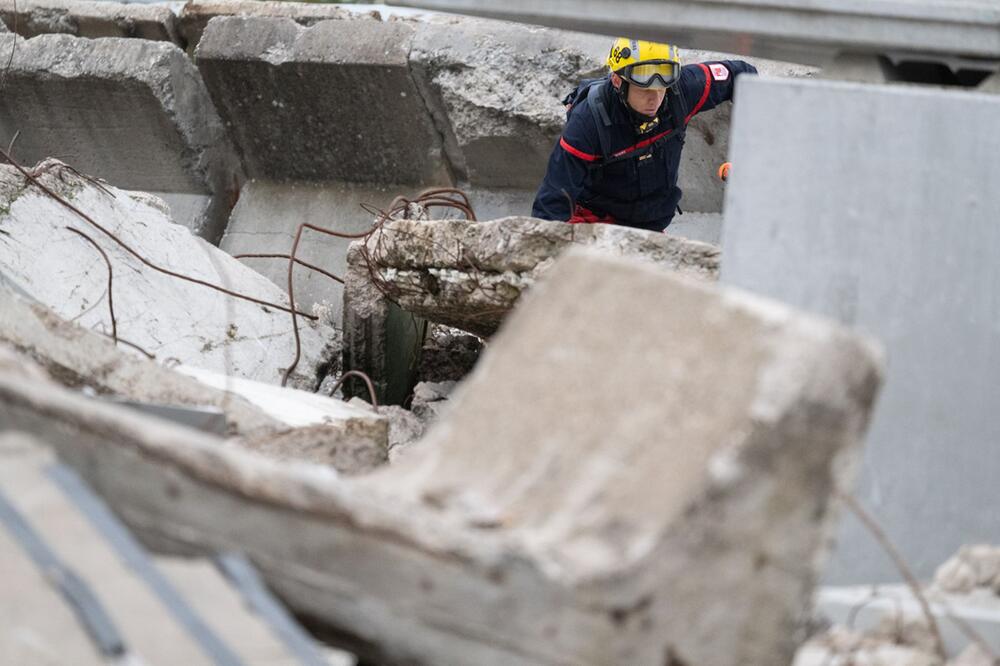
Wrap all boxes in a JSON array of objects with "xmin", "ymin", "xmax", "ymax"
[
  {"xmin": 559, "ymin": 137, "xmax": 599, "ymax": 162},
  {"xmin": 684, "ymin": 63, "xmax": 713, "ymax": 124}
]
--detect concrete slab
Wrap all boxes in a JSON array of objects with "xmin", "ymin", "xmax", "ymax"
[
  {"xmin": 176, "ymin": 364, "xmax": 389, "ymax": 471},
  {"xmin": 814, "ymin": 585, "xmax": 1000, "ymax": 659},
  {"xmin": 408, "ymin": 15, "xmax": 606, "ymax": 189},
  {"xmin": 342, "ymin": 216, "xmax": 720, "ymax": 402},
  {"xmin": 0, "ymin": 161, "xmax": 336, "ymax": 389},
  {"xmin": 719, "ymin": 75, "xmax": 1000, "ymax": 583},
  {"xmin": 0, "ymin": 432, "xmax": 335, "ymax": 665},
  {"xmin": 194, "ymin": 16, "xmax": 449, "ymax": 186},
  {"xmin": 390, "ymin": 0, "xmax": 1000, "ymax": 68},
  {"xmin": 219, "ymin": 179, "xmax": 401, "ymax": 322},
  {"xmin": 0, "ymin": 0, "xmax": 183, "ymax": 44},
  {"xmin": 178, "ymin": 0, "xmax": 372, "ymax": 51},
  {"xmin": 0, "ymin": 33, "xmax": 240, "ymax": 239},
  {"xmin": 220, "ymin": 186, "xmax": 538, "ymax": 321},
  {"xmin": 0, "ymin": 249, "xmax": 884, "ymax": 666},
  {"xmin": 0, "ymin": 289, "xmax": 388, "ymax": 473}
]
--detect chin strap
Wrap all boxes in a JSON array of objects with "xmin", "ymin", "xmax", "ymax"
[{"xmin": 615, "ymin": 79, "xmax": 664, "ymax": 134}]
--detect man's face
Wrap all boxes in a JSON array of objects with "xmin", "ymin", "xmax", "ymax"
[
  {"xmin": 627, "ymin": 84, "xmax": 667, "ymax": 117},
  {"xmin": 611, "ymin": 72, "xmax": 667, "ymax": 117}
]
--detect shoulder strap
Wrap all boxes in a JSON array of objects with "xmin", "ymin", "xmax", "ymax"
[
  {"xmin": 667, "ymin": 85, "xmax": 688, "ymax": 130},
  {"xmin": 586, "ymin": 82, "xmax": 613, "ymax": 162}
]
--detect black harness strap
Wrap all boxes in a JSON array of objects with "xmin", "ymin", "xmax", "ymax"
[
  {"xmin": 585, "ymin": 80, "xmax": 690, "ymax": 166},
  {"xmin": 586, "ymin": 81, "xmax": 613, "ymax": 161}
]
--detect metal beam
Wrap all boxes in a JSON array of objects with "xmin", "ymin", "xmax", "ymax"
[{"xmin": 387, "ymin": 0, "xmax": 1000, "ymax": 66}]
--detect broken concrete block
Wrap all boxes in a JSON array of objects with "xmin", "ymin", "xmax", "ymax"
[
  {"xmin": 220, "ymin": 179, "xmax": 399, "ymax": 324},
  {"xmin": 934, "ymin": 545, "xmax": 1000, "ymax": 595},
  {"xmin": 3, "ymin": 248, "xmax": 883, "ymax": 665},
  {"xmin": 195, "ymin": 16, "xmax": 449, "ymax": 186},
  {"xmin": 720, "ymin": 75, "xmax": 1000, "ymax": 583},
  {"xmin": 177, "ymin": 365, "xmax": 388, "ymax": 472},
  {"xmin": 178, "ymin": 0, "xmax": 373, "ymax": 51},
  {"xmin": 813, "ymin": 584, "xmax": 1000, "ymax": 659},
  {"xmin": 0, "ymin": 33, "xmax": 240, "ymax": 239},
  {"xmin": 408, "ymin": 15, "xmax": 606, "ymax": 189},
  {"xmin": 366, "ymin": 249, "xmax": 882, "ymax": 665},
  {"xmin": 0, "ymin": 0, "xmax": 183, "ymax": 44},
  {"xmin": 0, "ymin": 285, "xmax": 388, "ymax": 473},
  {"xmin": 351, "ymin": 215, "xmax": 720, "ymax": 335},
  {"xmin": 343, "ymin": 216, "xmax": 719, "ymax": 402},
  {"xmin": 416, "ymin": 324, "xmax": 482, "ymax": 384},
  {"xmin": 0, "ymin": 161, "xmax": 334, "ymax": 389},
  {"xmin": 0, "ymin": 432, "xmax": 338, "ymax": 666}
]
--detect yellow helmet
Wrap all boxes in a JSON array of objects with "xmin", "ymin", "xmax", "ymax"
[{"xmin": 607, "ymin": 38, "xmax": 682, "ymax": 89}]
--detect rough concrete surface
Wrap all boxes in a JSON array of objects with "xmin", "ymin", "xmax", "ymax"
[
  {"xmin": 343, "ymin": 215, "xmax": 720, "ymax": 403},
  {"xmin": 801, "ymin": 581, "xmax": 1000, "ymax": 663},
  {"xmin": 220, "ymin": 179, "xmax": 401, "ymax": 321},
  {"xmin": 0, "ymin": 249, "xmax": 884, "ymax": 666},
  {"xmin": 177, "ymin": 364, "xmax": 388, "ymax": 472},
  {"xmin": 178, "ymin": 0, "xmax": 374, "ymax": 51},
  {"xmin": 0, "ymin": 33, "xmax": 240, "ymax": 239},
  {"xmin": 407, "ymin": 15, "xmax": 607, "ymax": 189},
  {"xmin": 195, "ymin": 16, "xmax": 449, "ymax": 186},
  {"xmin": 362, "ymin": 250, "xmax": 883, "ymax": 665},
  {"xmin": 0, "ymin": 288, "xmax": 388, "ymax": 474},
  {"xmin": 0, "ymin": 0, "xmax": 182, "ymax": 44},
  {"xmin": 0, "ymin": 433, "xmax": 337, "ymax": 666},
  {"xmin": 0, "ymin": 161, "xmax": 335, "ymax": 389},
  {"xmin": 721, "ymin": 76, "xmax": 1000, "ymax": 584},
  {"xmin": 350, "ymin": 215, "xmax": 720, "ymax": 337}
]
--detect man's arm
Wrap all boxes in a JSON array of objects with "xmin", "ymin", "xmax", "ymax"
[
  {"xmin": 531, "ymin": 112, "xmax": 599, "ymax": 221},
  {"xmin": 677, "ymin": 60, "xmax": 758, "ymax": 120}
]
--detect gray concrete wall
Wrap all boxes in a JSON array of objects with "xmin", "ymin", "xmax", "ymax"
[
  {"xmin": 0, "ymin": 0, "xmax": 182, "ymax": 44},
  {"xmin": 720, "ymin": 75, "xmax": 1000, "ymax": 584},
  {"xmin": 0, "ymin": 32, "xmax": 241, "ymax": 240},
  {"xmin": 195, "ymin": 16, "xmax": 450, "ymax": 186}
]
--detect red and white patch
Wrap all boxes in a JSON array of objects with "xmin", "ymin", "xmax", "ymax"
[{"xmin": 709, "ymin": 63, "xmax": 730, "ymax": 81}]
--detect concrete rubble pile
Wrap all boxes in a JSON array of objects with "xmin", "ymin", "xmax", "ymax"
[
  {"xmin": 794, "ymin": 545, "xmax": 1000, "ymax": 665},
  {"xmin": 0, "ymin": 250, "xmax": 884, "ymax": 665},
  {"xmin": 0, "ymin": 160, "xmax": 336, "ymax": 389},
  {"xmin": 0, "ymin": 0, "xmax": 182, "ymax": 44},
  {"xmin": 0, "ymin": 290, "xmax": 388, "ymax": 472},
  {"xmin": 0, "ymin": 27, "xmax": 241, "ymax": 239},
  {"xmin": 0, "ymin": 432, "xmax": 354, "ymax": 666},
  {"xmin": 343, "ymin": 215, "xmax": 720, "ymax": 402}
]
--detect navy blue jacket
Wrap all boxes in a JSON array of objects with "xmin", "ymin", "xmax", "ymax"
[{"xmin": 532, "ymin": 60, "xmax": 757, "ymax": 232}]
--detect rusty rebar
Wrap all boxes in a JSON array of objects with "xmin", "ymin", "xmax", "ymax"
[
  {"xmin": 326, "ymin": 370, "xmax": 379, "ymax": 411},
  {"xmin": 0, "ymin": 148, "xmax": 316, "ymax": 321},
  {"xmin": 65, "ymin": 226, "xmax": 117, "ymax": 342},
  {"xmin": 112, "ymin": 336, "xmax": 155, "ymax": 359},
  {"xmin": 233, "ymin": 253, "xmax": 345, "ymax": 285},
  {"xmin": 279, "ymin": 222, "xmax": 383, "ymax": 386},
  {"xmin": 836, "ymin": 489, "xmax": 947, "ymax": 660}
]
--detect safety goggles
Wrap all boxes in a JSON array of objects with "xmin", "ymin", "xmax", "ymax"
[{"xmin": 619, "ymin": 60, "xmax": 681, "ymax": 89}]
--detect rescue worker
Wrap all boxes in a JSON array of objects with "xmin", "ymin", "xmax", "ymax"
[{"xmin": 532, "ymin": 39, "xmax": 757, "ymax": 232}]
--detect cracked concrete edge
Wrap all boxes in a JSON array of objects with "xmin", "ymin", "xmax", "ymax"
[
  {"xmin": 363, "ymin": 216, "xmax": 720, "ymax": 275},
  {"xmin": 0, "ymin": 286, "xmax": 389, "ymax": 475},
  {"xmin": 0, "ymin": 285, "xmax": 281, "ymax": 437},
  {"xmin": 0, "ymin": 33, "xmax": 241, "ymax": 241},
  {"xmin": 0, "ymin": 0, "xmax": 183, "ymax": 44},
  {"xmin": 0, "ymin": 363, "xmax": 519, "ymax": 570},
  {"xmin": 178, "ymin": 0, "xmax": 374, "ymax": 52},
  {"xmin": 403, "ymin": 17, "xmax": 468, "ymax": 185}
]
